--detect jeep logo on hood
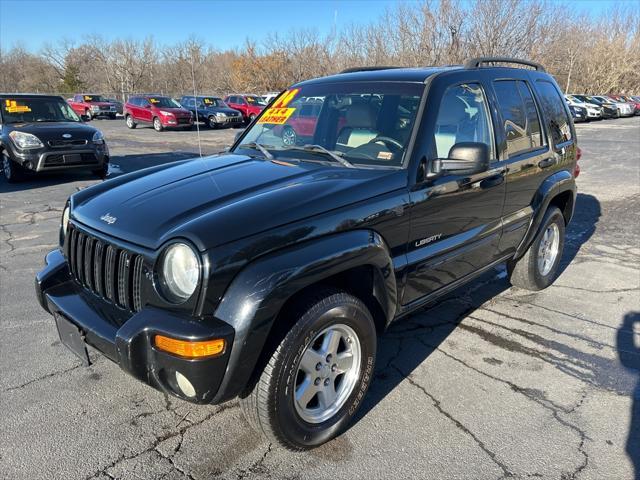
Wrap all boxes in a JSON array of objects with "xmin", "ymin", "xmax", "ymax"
[{"xmin": 100, "ymin": 213, "xmax": 117, "ymax": 225}]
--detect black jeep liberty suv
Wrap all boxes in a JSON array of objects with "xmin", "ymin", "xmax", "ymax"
[{"xmin": 36, "ymin": 57, "xmax": 579, "ymax": 450}]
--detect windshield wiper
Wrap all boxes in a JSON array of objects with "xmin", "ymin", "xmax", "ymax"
[
  {"xmin": 239, "ymin": 142, "xmax": 274, "ymax": 160},
  {"xmin": 297, "ymin": 144, "xmax": 354, "ymax": 168}
]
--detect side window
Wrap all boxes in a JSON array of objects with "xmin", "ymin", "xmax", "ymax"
[
  {"xmin": 493, "ymin": 80, "xmax": 530, "ymax": 156},
  {"xmin": 535, "ymin": 80, "xmax": 572, "ymax": 147},
  {"xmin": 74, "ymin": 95, "xmax": 82, "ymax": 102},
  {"xmin": 128, "ymin": 97, "xmax": 138, "ymax": 106},
  {"xmin": 433, "ymin": 83, "xmax": 493, "ymax": 159},
  {"xmin": 228, "ymin": 96, "xmax": 236, "ymax": 104},
  {"xmin": 517, "ymin": 82, "xmax": 542, "ymax": 148}
]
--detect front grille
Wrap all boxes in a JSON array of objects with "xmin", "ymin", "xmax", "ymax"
[
  {"xmin": 66, "ymin": 227, "xmax": 144, "ymax": 312},
  {"xmin": 48, "ymin": 139, "xmax": 88, "ymax": 148},
  {"xmin": 177, "ymin": 117, "xmax": 191, "ymax": 125},
  {"xmin": 44, "ymin": 153, "xmax": 98, "ymax": 166}
]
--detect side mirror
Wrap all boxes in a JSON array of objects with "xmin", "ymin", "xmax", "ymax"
[{"xmin": 432, "ymin": 142, "xmax": 489, "ymax": 176}]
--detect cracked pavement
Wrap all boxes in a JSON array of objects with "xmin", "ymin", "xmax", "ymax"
[{"xmin": 1, "ymin": 117, "xmax": 639, "ymax": 479}]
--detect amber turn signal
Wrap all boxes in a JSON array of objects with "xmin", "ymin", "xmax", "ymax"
[{"xmin": 154, "ymin": 335, "xmax": 225, "ymax": 358}]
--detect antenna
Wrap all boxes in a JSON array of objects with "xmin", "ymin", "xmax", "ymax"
[{"xmin": 191, "ymin": 51, "xmax": 203, "ymax": 158}]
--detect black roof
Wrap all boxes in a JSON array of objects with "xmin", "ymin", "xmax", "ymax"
[
  {"xmin": 296, "ymin": 66, "xmax": 459, "ymax": 87},
  {"xmin": 0, "ymin": 93, "xmax": 64, "ymax": 99}
]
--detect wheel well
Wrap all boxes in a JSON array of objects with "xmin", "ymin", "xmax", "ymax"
[
  {"xmin": 548, "ymin": 190, "xmax": 574, "ymax": 224},
  {"xmin": 242, "ymin": 265, "xmax": 389, "ymax": 395}
]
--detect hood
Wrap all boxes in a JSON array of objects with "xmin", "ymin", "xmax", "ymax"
[
  {"xmin": 89, "ymin": 101, "xmax": 115, "ymax": 107},
  {"xmin": 5, "ymin": 121, "xmax": 97, "ymax": 141},
  {"xmin": 202, "ymin": 106, "xmax": 242, "ymax": 116},
  {"xmin": 71, "ymin": 154, "xmax": 404, "ymax": 251},
  {"xmin": 156, "ymin": 107, "xmax": 191, "ymax": 116}
]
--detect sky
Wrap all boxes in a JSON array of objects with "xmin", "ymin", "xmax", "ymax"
[{"xmin": 0, "ymin": 0, "xmax": 633, "ymax": 53}]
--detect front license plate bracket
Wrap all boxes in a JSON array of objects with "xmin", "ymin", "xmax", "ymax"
[{"xmin": 54, "ymin": 314, "xmax": 91, "ymax": 366}]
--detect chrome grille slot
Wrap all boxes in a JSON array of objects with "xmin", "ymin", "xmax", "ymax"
[{"xmin": 66, "ymin": 226, "xmax": 144, "ymax": 312}]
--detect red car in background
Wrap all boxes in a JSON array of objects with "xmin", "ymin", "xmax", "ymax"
[
  {"xmin": 620, "ymin": 95, "xmax": 640, "ymax": 115},
  {"xmin": 223, "ymin": 94, "xmax": 266, "ymax": 124},
  {"xmin": 124, "ymin": 95, "xmax": 193, "ymax": 131},
  {"xmin": 68, "ymin": 94, "xmax": 118, "ymax": 119},
  {"xmin": 274, "ymin": 101, "xmax": 323, "ymax": 146}
]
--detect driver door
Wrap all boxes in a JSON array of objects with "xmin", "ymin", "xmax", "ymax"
[{"xmin": 402, "ymin": 76, "xmax": 506, "ymax": 306}]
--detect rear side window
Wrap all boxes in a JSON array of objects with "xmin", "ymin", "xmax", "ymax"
[
  {"xmin": 493, "ymin": 80, "xmax": 542, "ymax": 156},
  {"xmin": 535, "ymin": 80, "xmax": 572, "ymax": 147}
]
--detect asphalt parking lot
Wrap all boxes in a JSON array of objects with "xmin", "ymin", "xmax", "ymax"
[{"xmin": 1, "ymin": 116, "xmax": 639, "ymax": 480}]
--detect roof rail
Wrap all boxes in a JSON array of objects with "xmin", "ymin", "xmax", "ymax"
[
  {"xmin": 463, "ymin": 56, "xmax": 546, "ymax": 72},
  {"xmin": 340, "ymin": 66, "xmax": 401, "ymax": 74}
]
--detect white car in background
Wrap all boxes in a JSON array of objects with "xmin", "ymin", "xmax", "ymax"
[
  {"xmin": 262, "ymin": 92, "xmax": 280, "ymax": 104},
  {"xmin": 565, "ymin": 95, "xmax": 602, "ymax": 120}
]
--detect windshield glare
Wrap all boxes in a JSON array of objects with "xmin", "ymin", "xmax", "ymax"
[
  {"xmin": 235, "ymin": 82, "xmax": 424, "ymax": 168},
  {"xmin": 148, "ymin": 97, "xmax": 181, "ymax": 108},
  {"xmin": 1, "ymin": 97, "xmax": 81, "ymax": 123}
]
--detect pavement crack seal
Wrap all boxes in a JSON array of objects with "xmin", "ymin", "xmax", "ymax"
[
  {"xmin": 235, "ymin": 443, "xmax": 273, "ymax": 480},
  {"xmin": 84, "ymin": 401, "xmax": 239, "ymax": 480},
  {"xmin": 415, "ymin": 338, "xmax": 590, "ymax": 479},
  {"xmin": 0, "ymin": 223, "xmax": 17, "ymax": 254},
  {"xmin": 4, "ymin": 364, "xmax": 83, "ymax": 391},
  {"xmin": 391, "ymin": 364, "xmax": 515, "ymax": 478}
]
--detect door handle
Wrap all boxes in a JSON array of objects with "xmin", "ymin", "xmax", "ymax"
[
  {"xmin": 538, "ymin": 157, "xmax": 557, "ymax": 169},
  {"xmin": 479, "ymin": 169, "xmax": 506, "ymax": 189}
]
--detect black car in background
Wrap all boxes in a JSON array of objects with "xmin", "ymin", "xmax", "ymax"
[
  {"xmin": 572, "ymin": 94, "xmax": 618, "ymax": 118},
  {"xmin": 105, "ymin": 98, "xmax": 124, "ymax": 115},
  {"xmin": 179, "ymin": 95, "xmax": 244, "ymax": 128},
  {"xmin": 0, "ymin": 94, "xmax": 109, "ymax": 183},
  {"xmin": 569, "ymin": 104, "xmax": 587, "ymax": 122}
]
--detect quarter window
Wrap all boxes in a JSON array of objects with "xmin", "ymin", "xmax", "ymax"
[
  {"xmin": 535, "ymin": 80, "xmax": 572, "ymax": 148},
  {"xmin": 433, "ymin": 83, "xmax": 493, "ymax": 159}
]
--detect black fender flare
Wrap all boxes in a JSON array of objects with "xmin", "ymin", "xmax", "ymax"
[
  {"xmin": 211, "ymin": 229, "xmax": 396, "ymax": 402},
  {"xmin": 514, "ymin": 169, "xmax": 576, "ymax": 259}
]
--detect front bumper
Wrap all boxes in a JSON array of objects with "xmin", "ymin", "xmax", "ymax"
[
  {"xmin": 35, "ymin": 249, "xmax": 235, "ymax": 404},
  {"xmin": 9, "ymin": 143, "xmax": 108, "ymax": 172}
]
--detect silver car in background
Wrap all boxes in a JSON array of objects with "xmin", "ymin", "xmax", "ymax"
[{"xmin": 594, "ymin": 95, "xmax": 634, "ymax": 117}]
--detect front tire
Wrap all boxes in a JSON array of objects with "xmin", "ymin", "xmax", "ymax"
[
  {"xmin": 2, "ymin": 153, "xmax": 24, "ymax": 183},
  {"xmin": 92, "ymin": 161, "xmax": 109, "ymax": 179},
  {"xmin": 153, "ymin": 117, "xmax": 163, "ymax": 132},
  {"xmin": 282, "ymin": 126, "xmax": 297, "ymax": 146},
  {"xmin": 207, "ymin": 116, "xmax": 218, "ymax": 129},
  {"xmin": 125, "ymin": 114, "xmax": 137, "ymax": 129},
  {"xmin": 508, "ymin": 206, "xmax": 565, "ymax": 291},
  {"xmin": 240, "ymin": 289, "xmax": 376, "ymax": 450}
]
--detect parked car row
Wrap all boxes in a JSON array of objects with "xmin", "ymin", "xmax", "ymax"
[{"xmin": 564, "ymin": 93, "xmax": 640, "ymax": 122}]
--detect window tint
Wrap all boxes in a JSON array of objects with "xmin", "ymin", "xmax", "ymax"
[
  {"xmin": 493, "ymin": 80, "xmax": 530, "ymax": 156},
  {"xmin": 434, "ymin": 83, "xmax": 493, "ymax": 159},
  {"xmin": 517, "ymin": 81, "xmax": 542, "ymax": 149},
  {"xmin": 536, "ymin": 80, "xmax": 572, "ymax": 147}
]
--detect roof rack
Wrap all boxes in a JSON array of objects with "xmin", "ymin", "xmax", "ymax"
[
  {"xmin": 463, "ymin": 56, "xmax": 545, "ymax": 72},
  {"xmin": 340, "ymin": 66, "xmax": 401, "ymax": 74}
]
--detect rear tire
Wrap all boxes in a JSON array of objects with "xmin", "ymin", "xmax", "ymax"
[
  {"xmin": 2, "ymin": 153, "xmax": 24, "ymax": 183},
  {"xmin": 240, "ymin": 289, "xmax": 377, "ymax": 450},
  {"xmin": 508, "ymin": 206, "xmax": 565, "ymax": 291},
  {"xmin": 125, "ymin": 115, "xmax": 137, "ymax": 129}
]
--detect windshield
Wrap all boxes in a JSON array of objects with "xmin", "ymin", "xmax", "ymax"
[
  {"xmin": 1, "ymin": 97, "xmax": 81, "ymax": 123},
  {"xmin": 148, "ymin": 97, "xmax": 181, "ymax": 108},
  {"xmin": 245, "ymin": 96, "xmax": 267, "ymax": 106},
  {"xmin": 235, "ymin": 82, "xmax": 424, "ymax": 168},
  {"xmin": 200, "ymin": 97, "xmax": 226, "ymax": 107},
  {"xmin": 83, "ymin": 95, "xmax": 105, "ymax": 102}
]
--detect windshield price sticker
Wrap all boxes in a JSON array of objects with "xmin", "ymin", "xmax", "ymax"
[
  {"xmin": 257, "ymin": 88, "xmax": 300, "ymax": 125},
  {"xmin": 5, "ymin": 99, "xmax": 31, "ymax": 113},
  {"xmin": 149, "ymin": 98, "xmax": 159, "ymax": 104},
  {"xmin": 84, "ymin": 96, "xmax": 92, "ymax": 101},
  {"xmin": 204, "ymin": 98, "xmax": 213, "ymax": 105}
]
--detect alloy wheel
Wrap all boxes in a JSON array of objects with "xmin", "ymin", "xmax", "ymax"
[
  {"xmin": 537, "ymin": 223, "xmax": 560, "ymax": 276},
  {"xmin": 293, "ymin": 323, "xmax": 361, "ymax": 424}
]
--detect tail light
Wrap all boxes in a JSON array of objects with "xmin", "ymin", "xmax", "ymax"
[{"xmin": 574, "ymin": 147, "xmax": 582, "ymax": 177}]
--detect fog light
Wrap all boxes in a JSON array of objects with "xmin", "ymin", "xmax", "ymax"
[
  {"xmin": 25, "ymin": 161, "xmax": 33, "ymax": 170},
  {"xmin": 175, "ymin": 371, "xmax": 196, "ymax": 398}
]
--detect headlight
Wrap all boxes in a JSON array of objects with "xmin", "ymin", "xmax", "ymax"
[
  {"xmin": 9, "ymin": 131, "xmax": 44, "ymax": 149},
  {"xmin": 160, "ymin": 243, "xmax": 200, "ymax": 302},
  {"xmin": 91, "ymin": 105, "xmax": 100, "ymax": 111},
  {"xmin": 216, "ymin": 112, "xmax": 227, "ymax": 118},
  {"xmin": 159, "ymin": 110, "xmax": 174, "ymax": 117},
  {"xmin": 92, "ymin": 130, "xmax": 105, "ymax": 144},
  {"xmin": 60, "ymin": 204, "xmax": 70, "ymax": 244}
]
